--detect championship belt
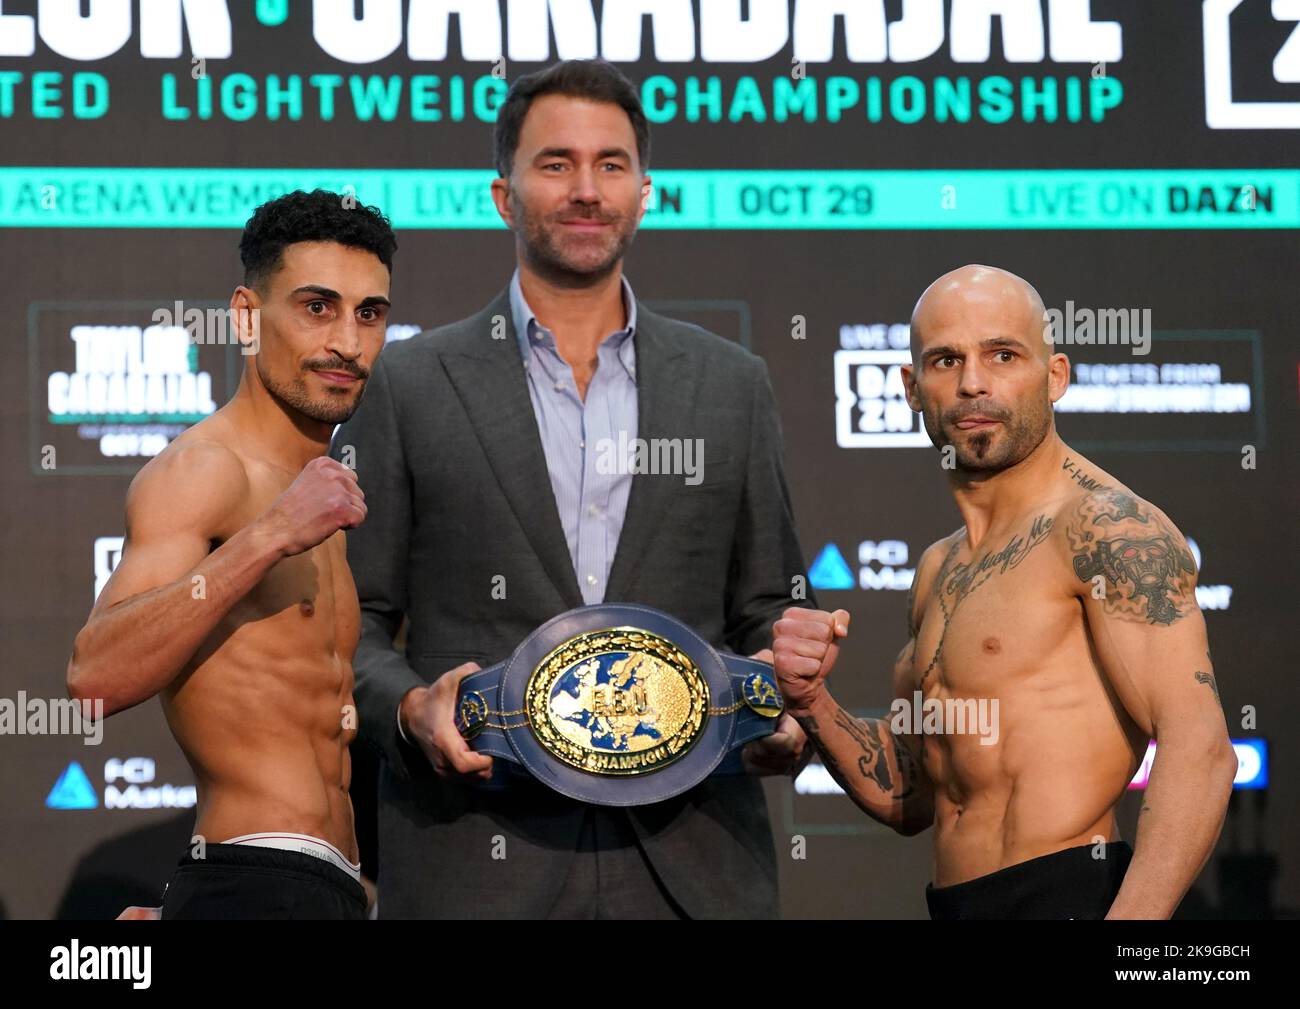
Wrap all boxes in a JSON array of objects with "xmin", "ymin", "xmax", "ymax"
[{"xmin": 454, "ymin": 603, "xmax": 784, "ymax": 806}]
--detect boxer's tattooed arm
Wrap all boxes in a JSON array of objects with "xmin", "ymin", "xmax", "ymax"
[
  {"xmin": 833, "ymin": 708, "xmax": 896, "ymax": 795},
  {"xmin": 794, "ymin": 707, "xmax": 918, "ymax": 803},
  {"xmin": 1067, "ymin": 489, "xmax": 1197, "ymax": 626},
  {"xmin": 1195, "ymin": 670, "xmax": 1220, "ymax": 703},
  {"xmin": 892, "ymin": 732, "xmax": 920, "ymax": 802}
]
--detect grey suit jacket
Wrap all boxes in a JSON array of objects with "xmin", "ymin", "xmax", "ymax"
[{"xmin": 331, "ymin": 289, "xmax": 813, "ymax": 919}]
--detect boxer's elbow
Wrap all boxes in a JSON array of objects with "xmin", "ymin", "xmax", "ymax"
[
  {"xmin": 66, "ymin": 633, "xmax": 87, "ymax": 697},
  {"xmin": 1184, "ymin": 720, "xmax": 1237, "ymax": 777},
  {"xmin": 66, "ymin": 633, "xmax": 121, "ymax": 715},
  {"xmin": 66, "ymin": 640, "xmax": 96, "ymax": 704},
  {"xmin": 1156, "ymin": 723, "xmax": 1238, "ymax": 802},
  {"xmin": 1207, "ymin": 736, "xmax": 1239, "ymax": 796}
]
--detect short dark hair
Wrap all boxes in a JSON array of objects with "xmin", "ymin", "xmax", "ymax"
[
  {"xmin": 493, "ymin": 59, "xmax": 650, "ymax": 178},
  {"xmin": 239, "ymin": 189, "xmax": 398, "ymax": 289}
]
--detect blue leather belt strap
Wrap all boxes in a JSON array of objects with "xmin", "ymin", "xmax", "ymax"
[{"xmin": 452, "ymin": 603, "xmax": 784, "ymax": 806}]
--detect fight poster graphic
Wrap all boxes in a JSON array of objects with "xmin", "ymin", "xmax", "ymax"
[{"xmin": 28, "ymin": 300, "xmax": 240, "ymax": 475}]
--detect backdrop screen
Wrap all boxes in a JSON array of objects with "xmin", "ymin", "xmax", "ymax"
[{"xmin": 1, "ymin": 1, "xmax": 1296, "ymax": 920}]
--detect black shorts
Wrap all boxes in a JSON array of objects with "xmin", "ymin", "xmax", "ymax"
[
  {"xmin": 926, "ymin": 841, "xmax": 1133, "ymax": 920},
  {"xmin": 160, "ymin": 842, "xmax": 367, "ymax": 920}
]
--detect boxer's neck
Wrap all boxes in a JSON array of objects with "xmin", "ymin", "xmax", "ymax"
[
  {"xmin": 226, "ymin": 373, "xmax": 333, "ymax": 474},
  {"xmin": 948, "ymin": 429, "xmax": 1067, "ymax": 549}
]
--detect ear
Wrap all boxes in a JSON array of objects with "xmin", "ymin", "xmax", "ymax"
[
  {"xmin": 901, "ymin": 363, "xmax": 922, "ymax": 412},
  {"xmin": 229, "ymin": 286, "xmax": 261, "ymax": 356},
  {"xmin": 1047, "ymin": 352, "xmax": 1070, "ymax": 404},
  {"xmin": 490, "ymin": 176, "xmax": 514, "ymax": 229}
]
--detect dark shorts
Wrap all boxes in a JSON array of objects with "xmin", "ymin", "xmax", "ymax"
[
  {"xmin": 926, "ymin": 841, "xmax": 1133, "ymax": 920},
  {"xmin": 160, "ymin": 842, "xmax": 367, "ymax": 921}
]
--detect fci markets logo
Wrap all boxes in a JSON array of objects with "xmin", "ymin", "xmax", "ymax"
[
  {"xmin": 1204, "ymin": 0, "xmax": 1300, "ymax": 127},
  {"xmin": 47, "ymin": 757, "xmax": 197, "ymax": 810}
]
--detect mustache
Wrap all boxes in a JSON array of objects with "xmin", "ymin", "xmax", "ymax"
[
  {"xmin": 943, "ymin": 401, "xmax": 1011, "ymax": 424},
  {"xmin": 551, "ymin": 207, "xmax": 622, "ymax": 225},
  {"xmin": 304, "ymin": 357, "xmax": 369, "ymax": 380}
]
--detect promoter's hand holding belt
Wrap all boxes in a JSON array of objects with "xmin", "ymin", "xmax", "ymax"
[{"xmin": 450, "ymin": 603, "xmax": 785, "ymax": 806}]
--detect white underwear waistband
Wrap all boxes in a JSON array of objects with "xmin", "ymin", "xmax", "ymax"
[{"xmin": 222, "ymin": 832, "xmax": 361, "ymax": 883}]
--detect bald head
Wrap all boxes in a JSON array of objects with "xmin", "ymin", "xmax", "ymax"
[
  {"xmin": 911, "ymin": 264, "xmax": 1049, "ymax": 364},
  {"xmin": 901, "ymin": 264, "xmax": 1068, "ymax": 475}
]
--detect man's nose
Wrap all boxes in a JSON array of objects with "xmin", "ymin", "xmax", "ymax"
[
  {"xmin": 957, "ymin": 358, "xmax": 990, "ymax": 397},
  {"xmin": 327, "ymin": 316, "xmax": 364, "ymax": 361},
  {"xmin": 569, "ymin": 165, "xmax": 601, "ymax": 204}
]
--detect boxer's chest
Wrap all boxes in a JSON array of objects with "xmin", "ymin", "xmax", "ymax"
[
  {"xmin": 218, "ymin": 470, "xmax": 359, "ymax": 660},
  {"xmin": 912, "ymin": 514, "xmax": 1075, "ymax": 696}
]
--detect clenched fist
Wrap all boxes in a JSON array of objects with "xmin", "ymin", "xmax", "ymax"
[
  {"xmin": 772, "ymin": 607, "xmax": 851, "ymax": 716},
  {"xmin": 259, "ymin": 456, "xmax": 366, "ymax": 557}
]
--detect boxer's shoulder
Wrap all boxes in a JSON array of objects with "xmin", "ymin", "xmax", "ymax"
[
  {"xmin": 907, "ymin": 528, "xmax": 965, "ymax": 631},
  {"xmin": 1053, "ymin": 481, "xmax": 1197, "ymax": 600},
  {"xmin": 1049, "ymin": 451, "xmax": 1181, "ymax": 535},
  {"xmin": 916, "ymin": 527, "xmax": 964, "ymax": 574},
  {"xmin": 1056, "ymin": 482, "xmax": 1184, "ymax": 542},
  {"xmin": 126, "ymin": 426, "xmax": 250, "ymax": 528},
  {"xmin": 131, "ymin": 426, "xmax": 248, "ymax": 495}
]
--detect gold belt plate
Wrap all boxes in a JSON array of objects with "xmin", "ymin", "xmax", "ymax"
[{"xmin": 524, "ymin": 627, "xmax": 710, "ymax": 776}]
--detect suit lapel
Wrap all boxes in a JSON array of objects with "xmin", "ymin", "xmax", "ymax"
[
  {"xmin": 605, "ymin": 310, "xmax": 697, "ymax": 601},
  {"xmin": 439, "ymin": 292, "xmax": 584, "ymax": 610}
]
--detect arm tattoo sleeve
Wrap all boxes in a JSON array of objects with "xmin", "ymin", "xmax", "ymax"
[
  {"xmin": 1068, "ymin": 488, "xmax": 1197, "ymax": 626},
  {"xmin": 795, "ymin": 707, "xmax": 915, "ymax": 801}
]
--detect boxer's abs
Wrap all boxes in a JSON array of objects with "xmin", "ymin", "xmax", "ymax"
[
  {"xmin": 910, "ymin": 524, "xmax": 1145, "ymax": 886},
  {"xmin": 163, "ymin": 533, "xmax": 360, "ymax": 861},
  {"xmin": 921, "ymin": 680, "xmax": 1141, "ymax": 886}
]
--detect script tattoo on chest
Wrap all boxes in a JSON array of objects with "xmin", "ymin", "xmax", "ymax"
[{"xmin": 918, "ymin": 514, "xmax": 1054, "ymax": 687}]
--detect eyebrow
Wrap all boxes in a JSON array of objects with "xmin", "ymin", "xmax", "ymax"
[
  {"xmin": 924, "ymin": 336, "xmax": 1029, "ymax": 358},
  {"xmin": 981, "ymin": 336, "xmax": 1029, "ymax": 351},
  {"xmin": 534, "ymin": 146, "xmax": 632, "ymax": 162},
  {"xmin": 291, "ymin": 285, "xmax": 390, "ymax": 309}
]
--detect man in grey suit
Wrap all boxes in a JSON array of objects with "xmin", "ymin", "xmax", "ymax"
[{"xmin": 333, "ymin": 59, "xmax": 815, "ymax": 918}]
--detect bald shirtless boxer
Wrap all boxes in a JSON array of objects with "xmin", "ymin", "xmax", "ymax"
[
  {"xmin": 66, "ymin": 190, "xmax": 396, "ymax": 919},
  {"xmin": 774, "ymin": 265, "xmax": 1237, "ymax": 920}
]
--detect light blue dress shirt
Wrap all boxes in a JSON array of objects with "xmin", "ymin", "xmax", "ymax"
[{"xmin": 509, "ymin": 270, "xmax": 639, "ymax": 605}]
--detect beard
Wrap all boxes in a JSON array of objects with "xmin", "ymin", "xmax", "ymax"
[
  {"xmin": 513, "ymin": 193, "xmax": 639, "ymax": 282},
  {"xmin": 257, "ymin": 354, "xmax": 368, "ymax": 425},
  {"xmin": 921, "ymin": 392, "xmax": 1052, "ymax": 474}
]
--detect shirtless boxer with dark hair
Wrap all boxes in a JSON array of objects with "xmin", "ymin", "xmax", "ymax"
[
  {"xmin": 67, "ymin": 189, "xmax": 396, "ymax": 920},
  {"xmin": 774, "ymin": 265, "xmax": 1237, "ymax": 920}
]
